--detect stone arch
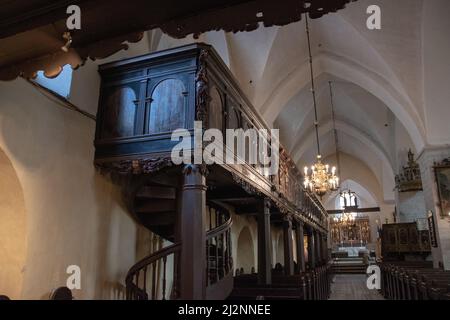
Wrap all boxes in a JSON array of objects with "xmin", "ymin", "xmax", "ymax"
[
  {"xmin": 0, "ymin": 147, "xmax": 27, "ymax": 299},
  {"xmin": 236, "ymin": 226, "xmax": 255, "ymax": 274},
  {"xmin": 326, "ymin": 179, "xmax": 378, "ymax": 210},
  {"xmin": 276, "ymin": 232, "xmax": 284, "ymax": 265}
]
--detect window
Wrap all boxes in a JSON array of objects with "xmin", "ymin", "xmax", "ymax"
[
  {"xmin": 34, "ymin": 64, "xmax": 73, "ymax": 98},
  {"xmin": 336, "ymin": 190, "xmax": 359, "ymax": 209}
]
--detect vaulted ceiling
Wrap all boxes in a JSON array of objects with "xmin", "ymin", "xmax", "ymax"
[
  {"xmin": 152, "ymin": 0, "xmax": 427, "ymax": 205},
  {"xmin": 2, "ymin": 0, "xmax": 438, "ymax": 208}
]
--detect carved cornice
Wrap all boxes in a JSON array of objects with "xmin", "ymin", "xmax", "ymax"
[
  {"xmin": 1, "ymin": 1, "xmax": 356, "ymax": 81},
  {"xmin": 231, "ymin": 173, "xmax": 262, "ymax": 197},
  {"xmin": 95, "ymin": 156, "xmax": 173, "ymax": 176},
  {"xmin": 0, "ymin": 31, "xmax": 144, "ymax": 81},
  {"xmin": 160, "ymin": 0, "xmax": 356, "ymax": 39}
]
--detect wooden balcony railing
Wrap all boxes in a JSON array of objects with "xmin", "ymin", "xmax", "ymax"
[{"xmin": 94, "ymin": 43, "xmax": 328, "ymax": 231}]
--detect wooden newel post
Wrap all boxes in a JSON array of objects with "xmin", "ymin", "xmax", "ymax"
[
  {"xmin": 258, "ymin": 198, "xmax": 272, "ymax": 285},
  {"xmin": 179, "ymin": 164, "xmax": 207, "ymax": 299},
  {"xmin": 296, "ymin": 220, "xmax": 306, "ymax": 273},
  {"xmin": 283, "ymin": 215, "xmax": 294, "ymax": 275}
]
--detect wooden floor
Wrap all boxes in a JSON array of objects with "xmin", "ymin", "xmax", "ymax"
[{"xmin": 329, "ymin": 274, "xmax": 384, "ymax": 300}]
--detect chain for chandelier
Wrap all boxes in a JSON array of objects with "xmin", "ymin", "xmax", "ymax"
[
  {"xmin": 306, "ymin": 14, "xmax": 321, "ymax": 156},
  {"xmin": 328, "ymin": 82, "xmax": 361, "ymax": 227},
  {"xmin": 329, "ymin": 81, "xmax": 341, "ymax": 183},
  {"xmin": 303, "ymin": 14, "xmax": 339, "ymax": 199}
]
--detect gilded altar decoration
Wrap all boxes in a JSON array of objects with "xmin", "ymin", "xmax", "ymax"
[
  {"xmin": 330, "ymin": 217, "xmax": 370, "ymax": 245},
  {"xmin": 395, "ymin": 149, "xmax": 422, "ymax": 192}
]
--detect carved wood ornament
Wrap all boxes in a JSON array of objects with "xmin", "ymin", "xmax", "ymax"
[
  {"xmin": 0, "ymin": 0, "xmax": 356, "ymax": 81},
  {"xmin": 95, "ymin": 156, "xmax": 173, "ymax": 176},
  {"xmin": 195, "ymin": 49, "xmax": 209, "ymax": 125}
]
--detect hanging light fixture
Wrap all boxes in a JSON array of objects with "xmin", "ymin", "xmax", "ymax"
[
  {"xmin": 303, "ymin": 15, "xmax": 339, "ymax": 198},
  {"xmin": 333, "ymin": 211, "xmax": 357, "ymax": 227}
]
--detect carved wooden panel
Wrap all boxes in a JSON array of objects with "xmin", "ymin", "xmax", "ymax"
[
  {"xmin": 419, "ymin": 230, "xmax": 431, "ymax": 251},
  {"xmin": 101, "ymin": 84, "xmax": 139, "ymax": 139},
  {"xmin": 148, "ymin": 78, "xmax": 186, "ymax": 134},
  {"xmin": 381, "ymin": 223, "xmax": 431, "ymax": 255}
]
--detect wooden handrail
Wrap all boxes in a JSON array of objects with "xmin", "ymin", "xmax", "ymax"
[
  {"xmin": 206, "ymin": 215, "xmax": 232, "ymax": 239},
  {"xmin": 126, "ymin": 243, "xmax": 181, "ymax": 300},
  {"xmin": 126, "ymin": 243, "xmax": 181, "ymax": 282}
]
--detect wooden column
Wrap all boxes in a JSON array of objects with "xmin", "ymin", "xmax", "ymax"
[
  {"xmin": 295, "ymin": 220, "xmax": 306, "ymax": 273},
  {"xmin": 315, "ymin": 231, "xmax": 322, "ymax": 265},
  {"xmin": 179, "ymin": 164, "xmax": 207, "ymax": 299},
  {"xmin": 283, "ymin": 215, "xmax": 294, "ymax": 275},
  {"xmin": 307, "ymin": 227, "xmax": 316, "ymax": 269},
  {"xmin": 322, "ymin": 235, "xmax": 328, "ymax": 263},
  {"xmin": 258, "ymin": 198, "xmax": 272, "ymax": 285}
]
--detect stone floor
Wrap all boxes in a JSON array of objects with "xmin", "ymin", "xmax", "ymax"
[{"xmin": 329, "ymin": 274, "xmax": 384, "ymax": 300}]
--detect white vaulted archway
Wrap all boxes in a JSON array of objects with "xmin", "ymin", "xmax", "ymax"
[{"xmin": 0, "ymin": 147, "xmax": 27, "ymax": 299}]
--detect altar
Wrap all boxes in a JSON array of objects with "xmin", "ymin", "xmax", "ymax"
[{"xmin": 337, "ymin": 246, "xmax": 368, "ymax": 257}]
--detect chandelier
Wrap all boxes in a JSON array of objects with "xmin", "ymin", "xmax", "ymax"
[
  {"xmin": 304, "ymin": 155, "xmax": 339, "ymax": 198},
  {"xmin": 333, "ymin": 190, "xmax": 358, "ymax": 228},
  {"xmin": 303, "ymin": 16, "xmax": 339, "ymax": 198},
  {"xmin": 333, "ymin": 211, "xmax": 357, "ymax": 228}
]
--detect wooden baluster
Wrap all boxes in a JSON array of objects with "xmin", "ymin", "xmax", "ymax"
[
  {"xmin": 226, "ymin": 229, "xmax": 230, "ymax": 273},
  {"xmin": 222, "ymin": 232, "xmax": 225, "ymax": 278},
  {"xmin": 172, "ymin": 251, "xmax": 179, "ymax": 299},
  {"xmin": 162, "ymin": 256, "xmax": 167, "ymax": 300},
  {"xmin": 228, "ymin": 229, "xmax": 231, "ymax": 273},
  {"xmin": 143, "ymin": 266, "xmax": 147, "ymax": 297},
  {"xmin": 215, "ymin": 235, "xmax": 219, "ymax": 282},
  {"xmin": 152, "ymin": 261, "xmax": 157, "ymax": 299},
  {"xmin": 209, "ymin": 207, "xmax": 212, "ymax": 230},
  {"xmin": 215, "ymin": 209, "xmax": 218, "ymax": 228},
  {"xmin": 206, "ymin": 239, "xmax": 210, "ymax": 285},
  {"xmin": 135, "ymin": 271, "xmax": 140, "ymax": 299}
]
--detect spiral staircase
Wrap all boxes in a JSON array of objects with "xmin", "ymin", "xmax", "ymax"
[{"xmin": 124, "ymin": 175, "xmax": 233, "ymax": 300}]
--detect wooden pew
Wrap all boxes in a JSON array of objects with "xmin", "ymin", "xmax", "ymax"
[
  {"xmin": 380, "ymin": 261, "xmax": 450, "ymax": 300},
  {"xmin": 231, "ymin": 264, "xmax": 331, "ymax": 300}
]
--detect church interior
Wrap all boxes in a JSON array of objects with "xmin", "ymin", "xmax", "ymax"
[{"xmin": 1, "ymin": 0, "xmax": 450, "ymax": 301}]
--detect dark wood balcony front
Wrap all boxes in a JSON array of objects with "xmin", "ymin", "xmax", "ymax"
[{"xmin": 94, "ymin": 43, "xmax": 329, "ymax": 300}]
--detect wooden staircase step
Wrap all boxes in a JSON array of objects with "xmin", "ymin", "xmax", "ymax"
[
  {"xmin": 135, "ymin": 199, "xmax": 176, "ymax": 213},
  {"xmin": 139, "ymin": 211, "xmax": 175, "ymax": 226},
  {"xmin": 136, "ymin": 186, "xmax": 176, "ymax": 200}
]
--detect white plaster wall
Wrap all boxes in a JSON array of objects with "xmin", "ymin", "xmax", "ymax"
[
  {"xmin": 398, "ymin": 191, "xmax": 427, "ymax": 223},
  {"xmin": 422, "ymin": 0, "xmax": 450, "ymax": 146},
  {"xmin": 0, "ymin": 78, "xmax": 137, "ymax": 299},
  {"xmin": 226, "ymin": 206, "xmax": 258, "ymax": 274}
]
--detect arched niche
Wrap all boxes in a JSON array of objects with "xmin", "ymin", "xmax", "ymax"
[
  {"xmin": 226, "ymin": 97, "xmax": 240, "ymax": 129},
  {"xmin": 102, "ymin": 85, "xmax": 138, "ymax": 139},
  {"xmin": 149, "ymin": 78, "xmax": 186, "ymax": 134},
  {"xmin": 208, "ymin": 86, "xmax": 223, "ymax": 131},
  {"xmin": 0, "ymin": 147, "xmax": 27, "ymax": 299},
  {"xmin": 276, "ymin": 233, "xmax": 284, "ymax": 265},
  {"xmin": 236, "ymin": 227, "xmax": 255, "ymax": 274}
]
